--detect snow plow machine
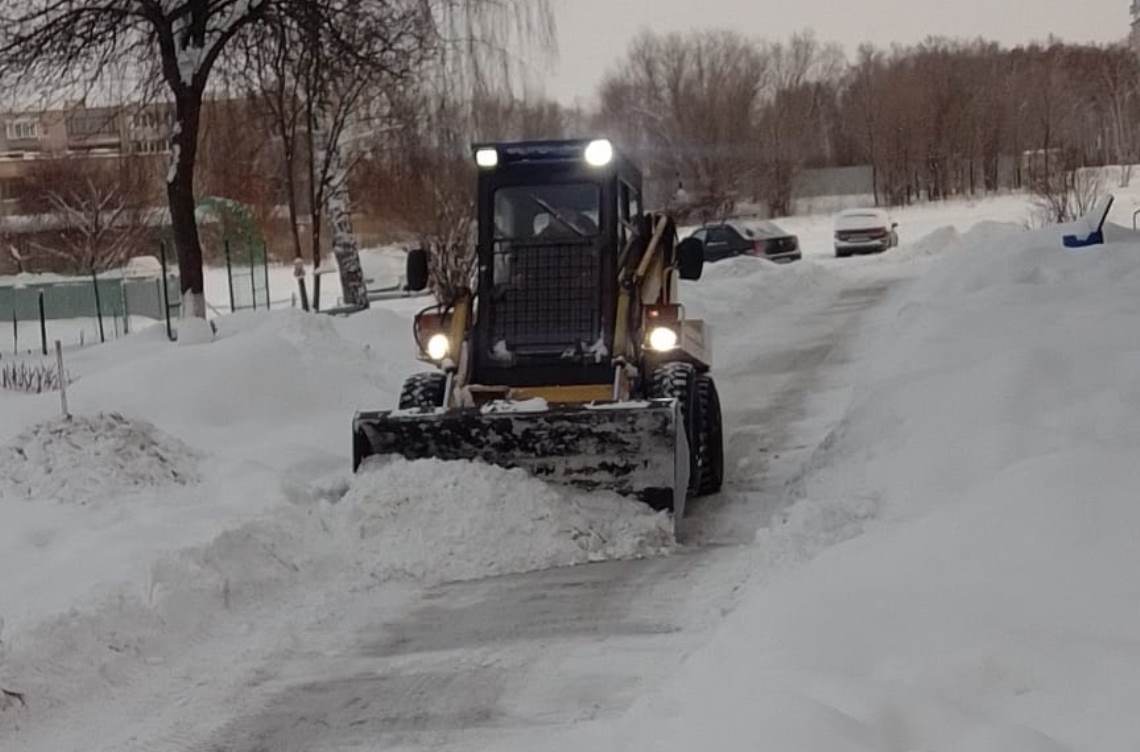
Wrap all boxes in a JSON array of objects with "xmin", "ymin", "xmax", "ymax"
[{"xmin": 352, "ymin": 139, "xmax": 723, "ymax": 516}]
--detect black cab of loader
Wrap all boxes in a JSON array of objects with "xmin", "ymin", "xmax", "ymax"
[
  {"xmin": 355, "ymin": 138, "xmax": 721, "ymax": 516},
  {"xmin": 467, "ymin": 139, "xmax": 647, "ymax": 389}
]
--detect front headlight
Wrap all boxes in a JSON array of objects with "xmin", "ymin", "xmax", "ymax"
[
  {"xmin": 648, "ymin": 326, "xmax": 679, "ymax": 352},
  {"xmin": 426, "ymin": 333, "xmax": 450, "ymax": 361}
]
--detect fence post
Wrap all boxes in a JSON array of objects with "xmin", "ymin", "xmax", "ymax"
[
  {"xmin": 90, "ymin": 268, "xmax": 106, "ymax": 344},
  {"xmin": 11, "ymin": 308, "xmax": 17, "ymax": 355},
  {"xmin": 38, "ymin": 291, "xmax": 46, "ymax": 356},
  {"xmin": 313, "ymin": 272, "xmax": 322, "ymax": 313},
  {"xmin": 248, "ymin": 243, "xmax": 257, "ymax": 312},
  {"xmin": 121, "ymin": 278, "xmax": 130, "ymax": 335},
  {"xmin": 263, "ymin": 244, "xmax": 271, "ymax": 311},
  {"xmin": 55, "ymin": 340, "xmax": 69, "ymax": 419},
  {"xmin": 159, "ymin": 241, "xmax": 173, "ymax": 342},
  {"xmin": 224, "ymin": 240, "xmax": 236, "ymax": 313}
]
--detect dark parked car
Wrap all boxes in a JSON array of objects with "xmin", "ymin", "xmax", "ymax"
[{"xmin": 688, "ymin": 220, "xmax": 802, "ymax": 264}]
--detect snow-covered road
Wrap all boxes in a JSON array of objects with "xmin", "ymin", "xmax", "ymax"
[{"xmin": 7, "ymin": 190, "xmax": 1140, "ymax": 750}]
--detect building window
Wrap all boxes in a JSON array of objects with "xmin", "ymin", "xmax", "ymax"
[
  {"xmin": 66, "ymin": 111, "xmax": 118, "ymax": 138},
  {"xmin": 6, "ymin": 119, "xmax": 40, "ymax": 140},
  {"xmin": 132, "ymin": 138, "xmax": 169, "ymax": 154},
  {"xmin": 0, "ymin": 178, "xmax": 28, "ymax": 201},
  {"xmin": 130, "ymin": 109, "xmax": 174, "ymax": 132}
]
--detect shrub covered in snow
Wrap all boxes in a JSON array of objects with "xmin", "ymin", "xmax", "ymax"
[{"xmin": 0, "ymin": 361, "xmax": 68, "ymax": 394}]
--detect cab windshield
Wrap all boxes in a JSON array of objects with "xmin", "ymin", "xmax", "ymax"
[{"xmin": 494, "ymin": 183, "xmax": 601, "ymax": 241}]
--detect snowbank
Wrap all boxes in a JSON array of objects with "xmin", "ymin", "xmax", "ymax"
[
  {"xmin": 0, "ymin": 455, "xmax": 673, "ymax": 735},
  {"xmin": 0, "ymin": 413, "xmax": 200, "ymax": 505},
  {"xmin": 0, "ymin": 300, "xmax": 676, "ymax": 737},
  {"xmin": 583, "ymin": 222, "xmax": 1140, "ymax": 750},
  {"xmin": 343, "ymin": 458, "xmax": 674, "ymax": 582}
]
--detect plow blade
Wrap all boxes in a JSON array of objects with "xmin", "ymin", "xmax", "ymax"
[{"xmin": 352, "ymin": 400, "xmax": 690, "ymax": 515}]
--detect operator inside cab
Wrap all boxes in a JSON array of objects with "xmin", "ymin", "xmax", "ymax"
[{"xmin": 494, "ymin": 183, "xmax": 601, "ymax": 241}]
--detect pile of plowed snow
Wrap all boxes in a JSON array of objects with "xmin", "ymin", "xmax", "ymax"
[
  {"xmin": 340, "ymin": 458, "xmax": 674, "ymax": 582},
  {"xmin": 571, "ymin": 221, "xmax": 1140, "ymax": 752},
  {"xmin": 0, "ymin": 413, "xmax": 200, "ymax": 505}
]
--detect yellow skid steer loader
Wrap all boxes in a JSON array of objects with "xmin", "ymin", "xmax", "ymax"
[{"xmin": 353, "ymin": 139, "xmax": 722, "ymax": 516}]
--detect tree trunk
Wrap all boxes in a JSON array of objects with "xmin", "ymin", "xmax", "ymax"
[
  {"xmin": 315, "ymin": 115, "xmax": 368, "ymax": 310},
  {"xmin": 280, "ymin": 140, "xmax": 309, "ymax": 311},
  {"xmin": 325, "ymin": 145, "xmax": 369, "ymax": 310},
  {"xmin": 168, "ymin": 91, "xmax": 207, "ymax": 320},
  {"xmin": 305, "ymin": 101, "xmax": 324, "ymax": 310},
  {"xmin": 279, "ymin": 134, "xmax": 304, "ymax": 263}
]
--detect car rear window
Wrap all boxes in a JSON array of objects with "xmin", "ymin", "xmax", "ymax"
[{"xmin": 737, "ymin": 221, "xmax": 786, "ymax": 238}]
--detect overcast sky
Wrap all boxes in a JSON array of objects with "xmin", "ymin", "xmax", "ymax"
[{"xmin": 545, "ymin": 0, "xmax": 1131, "ymax": 105}]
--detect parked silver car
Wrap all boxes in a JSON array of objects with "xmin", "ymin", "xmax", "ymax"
[{"xmin": 834, "ymin": 209, "xmax": 899, "ymax": 257}]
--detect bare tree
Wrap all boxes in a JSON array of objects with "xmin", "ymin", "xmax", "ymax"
[
  {"xmin": 1031, "ymin": 163, "xmax": 1105, "ymax": 225},
  {"xmin": 1091, "ymin": 45, "xmax": 1140, "ymax": 187},
  {"xmin": 391, "ymin": 96, "xmax": 478, "ymax": 303},
  {"xmin": 847, "ymin": 44, "xmax": 886, "ymax": 205},
  {"xmin": 196, "ymin": 95, "xmax": 277, "ymax": 253},
  {"xmin": 24, "ymin": 159, "xmax": 151, "ymax": 275},
  {"xmin": 600, "ymin": 30, "xmax": 770, "ymax": 216},
  {"xmin": 0, "ymin": 0, "xmax": 435, "ymax": 324},
  {"xmin": 756, "ymin": 32, "xmax": 845, "ymax": 215},
  {"xmin": 366, "ymin": 91, "xmax": 569, "ymax": 303},
  {"xmin": 234, "ymin": 16, "xmax": 306, "ymax": 265},
  {"xmin": 0, "ymin": 1, "xmax": 278, "ymax": 322},
  {"xmin": 230, "ymin": 0, "xmax": 553, "ymax": 311}
]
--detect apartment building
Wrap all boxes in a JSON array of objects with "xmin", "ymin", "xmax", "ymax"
[{"xmin": 0, "ymin": 102, "xmax": 174, "ymax": 214}]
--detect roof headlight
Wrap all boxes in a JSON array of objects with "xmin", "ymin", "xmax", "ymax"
[
  {"xmin": 475, "ymin": 148, "xmax": 499, "ymax": 168},
  {"xmin": 584, "ymin": 139, "xmax": 614, "ymax": 167}
]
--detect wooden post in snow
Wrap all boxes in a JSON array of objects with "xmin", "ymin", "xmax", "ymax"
[{"xmin": 55, "ymin": 340, "xmax": 69, "ymax": 419}]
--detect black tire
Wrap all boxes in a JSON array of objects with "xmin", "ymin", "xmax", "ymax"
[
  {"xmin": 648, "ymin": 362, "xmax": 702, "ymax": 497},
  {"xmin": 398, "ymin": 372, "xmax": 448, "ymax": 409},
  {"xmin": 695, "ymin": 375, "xmax": 724, "ymax": 496}
]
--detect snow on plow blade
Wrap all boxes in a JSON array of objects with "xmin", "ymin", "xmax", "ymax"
[{"xmin": 352, "ymin": 400, "xmax": 690, "ymax": 515}]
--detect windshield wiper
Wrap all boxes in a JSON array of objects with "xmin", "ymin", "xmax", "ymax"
[{"xmin": 527, "ymin": 194, "xmax": 588, "ymax": 238}]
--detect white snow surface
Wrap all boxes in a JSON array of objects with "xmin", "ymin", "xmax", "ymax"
[
  {"xmin": 481, "ymin": 397, "xmax": 549, "ymax": 414},
  {"xmin": 5, "ymin": 186, "xmax": 1140, "ymax": 750},
  {"xmin": 0, "ymin": 412, "xmax": 200, "ymax": 506},
  {"xmin": 175, "ymin": 313, "xmax": 214, "ymax": 346},
  {"xmin": 347, "ymin": 458, "xmax": 673, "ymax": 582},
  {"xmin": 555, "ymin": 219, "xmax": 1140, "ymax": 751},
  {"xmin": 0, "ymin": 300, "xmax": 674, "ymax": 738}
]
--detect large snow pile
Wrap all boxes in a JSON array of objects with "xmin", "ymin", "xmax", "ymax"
[
  {"xmin": 342, "ymin": 459, "xmax": 674, "ymax": 583},
  {"xmin": 0, "ymin": 413, "xmax": 201, "ymax": 505},
  {"xmin": 575, "ymin": 223, "xmax": 1140, "ymax": 751}
]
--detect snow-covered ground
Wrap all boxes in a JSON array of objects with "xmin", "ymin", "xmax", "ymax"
[
  {"xmin": 3, "ymin": 188, "xmax": 1140, "ymax": 750},
  {"xmin": 544, "ymin": 218, "xmax": 1140, "ymax": 752}
]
